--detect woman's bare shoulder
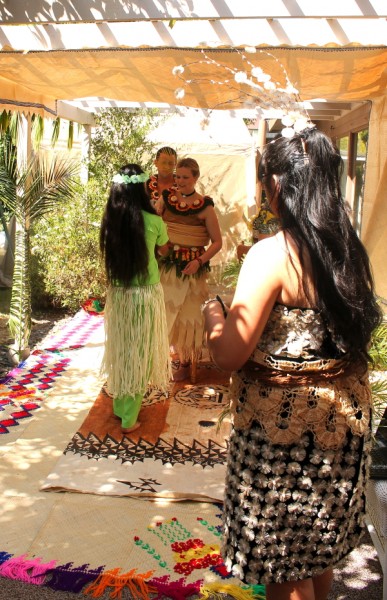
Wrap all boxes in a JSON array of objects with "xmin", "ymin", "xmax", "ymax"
[{"xmin": 246, "ymin": 232, "xmax": 287, "ymax": 263}]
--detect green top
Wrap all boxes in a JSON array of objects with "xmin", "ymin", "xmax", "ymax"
[{"xmin": 131, "ymin": 211, "xmax": 169, "ymax": 286}]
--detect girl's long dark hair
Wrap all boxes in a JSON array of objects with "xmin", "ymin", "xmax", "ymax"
[
  {"xmin": 259, "ymin": 127, "xmax": 381, "ymax": 361},
  {"xmin": 100, "ymin": 164, "xmax": 156, "ymax": 286}
]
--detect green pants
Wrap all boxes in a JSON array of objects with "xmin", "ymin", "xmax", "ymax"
[{"xmin": 113, "ymin": 393, "xmax": 143, "ymax": 428}]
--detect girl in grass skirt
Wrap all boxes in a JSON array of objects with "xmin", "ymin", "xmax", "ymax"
[{"xmin": 100, "ymin": 164, "xmax": 171, "ymax": 433}]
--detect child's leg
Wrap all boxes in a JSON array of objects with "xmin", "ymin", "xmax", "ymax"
[{"xmin": 113, "ymin": 393, "xmax": 143, "ymax": 429}]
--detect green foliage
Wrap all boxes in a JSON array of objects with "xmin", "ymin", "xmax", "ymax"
[
  {"xmin": 220, "ymin": 258, "xmax": 242, "ymax": 289},
  {"xmin": 0, "ymin": 131, "xmax": 79, "ymax": 356},
  {"xmin": 87, "ymin": 108, "xmax": 160, "ymax": 189},
  {"xmin": 369, "ymin": 322, "xmax": 387, "ymax": 370},
  {"xmin": 31, "ymin": 107, "xmax": 161, "ymax": 310},
  {"xmin": 32, "ymin": 179, "xmax": 107, "ymax": 311},
  {"xmin": 369, "ymin": 321, "xmax": 387, "ymax": 423}
]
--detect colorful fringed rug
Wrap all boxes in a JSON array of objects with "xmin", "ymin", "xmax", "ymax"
[
  {"xmin": 0, "ymin": 498, "xmax": 265, "ymax": 599},
  {"xmin": 0, "ymin": 309, "xmax": 104, "ymax": 446},
  {"xmin": 0, "ymin": 349, "xmax": 71, "ymax": 442},
  {"xmin": 41, "ymin": 363, "xmax": 231, "ymax": 501}
]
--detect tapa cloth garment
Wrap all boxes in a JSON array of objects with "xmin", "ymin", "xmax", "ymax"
[
  {"xmin": 160, "ymin": 266, "xmax": 208, "ymax": 363},
  {"xmin": 222, "ymin": 303, "xmax": 372, "ymax": 585}
]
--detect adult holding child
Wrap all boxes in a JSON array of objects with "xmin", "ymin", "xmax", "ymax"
[
  {"xmin": 158, "ymin": 157, "xmax": 222, "ymax": 382},
  {"xmin": 100, "ymin": 164, "xmax": 171, "ymax": 433},
  {"xmin": 202, "ymin": 127, "xmax": 381, "ymax": 600}
]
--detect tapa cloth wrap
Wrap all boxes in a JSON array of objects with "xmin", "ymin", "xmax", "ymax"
[{"xmin": 230, "ymin": 348, "xmax": 371, "ymax": 450}]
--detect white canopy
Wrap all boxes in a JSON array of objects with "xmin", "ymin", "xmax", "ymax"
[{"xmin": 0, "ymin": 1, "xmax": 386, "ymax": 299}]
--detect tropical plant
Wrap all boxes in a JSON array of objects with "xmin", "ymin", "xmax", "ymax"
[
  {"xmin": 87, "ymin": 107, "xmax": 161, "ymax": 188},
  {"xmin": 0, "ymin": 109, "xmax": 77, "ymax": 151},
  {"xmin": 369, "ymin": 319, "xmax": 387, "ymax": 424},
  {"xmin": 32, "ymin": 178, "xmax": 106, "ymax": 311},
  {"xmin": 31, "ymin": 107, "xmax": 161, "ymax": 311},
  {"xmin": 0, "ymin": 133, "xmax": 79, "ymax": 361}
]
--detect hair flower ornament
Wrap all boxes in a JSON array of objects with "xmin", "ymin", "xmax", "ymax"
[
  {"xmin": 112, "ymin": 172, "xmax": 149, "ymax": 185},
  {"xmin": 171, "ymin": 48, "xmax": 314, "ymax": 138}
]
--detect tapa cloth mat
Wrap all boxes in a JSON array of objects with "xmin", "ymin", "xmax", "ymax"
[
  {"xmin": 41, "ymin": 363, "xmax": 231, "ymax": 502},
  {"xmin": 0, "ymin": 493, "xmax": 265, "ymax": 599}
]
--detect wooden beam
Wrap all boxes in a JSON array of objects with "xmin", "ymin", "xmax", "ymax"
[
  {"xmin": 56, "ymin": 101, "xmax": 95, "ymax": 126},
  {"xmin": 1, "ymin": 1, "xmax": 386, "ymax": 23},
  {"xmin": 328, "ymin": 102, "xmax": 371, "ymax": 139}
]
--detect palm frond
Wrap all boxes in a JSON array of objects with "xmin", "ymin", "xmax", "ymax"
[
  {"xmin": 0, "ymin": 135, "xmax": 18, "ymax": 213},
  {"xmin": 67, "ymin": 121, "xmax": 74, "ymax": 150},
  {"xmin": 369, "ymin": 322, "xmax": 387, "ymax": 371},
  {"xmin": 8, "ymin": 112, "xmax": 22, "ymax": 145},
  {"xmin": 31, "ymin": 115, "xmax": 45, "ymax": 150},
  {"xmin": 51, "ymin": 118, "xmax": 60, "ymax": 147},
  {"xmin": 0, "ymin": 110, "xmax": 11, "ymax": 134},
  {"xmin": 21, "ymin": 152, "xmax": 80, "ymax": 221}
]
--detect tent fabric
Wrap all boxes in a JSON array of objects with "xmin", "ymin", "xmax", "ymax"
[
  {"xmin": 0, "ymin": 47, "xmax": 387, "ymax": 118},
  {"xmin": 0, "ymin": 43, "xmax": 386, "ymax": 300},
  {"xmin": 363, "ymin": 94, "xmax": 387, "ymax": 302}
]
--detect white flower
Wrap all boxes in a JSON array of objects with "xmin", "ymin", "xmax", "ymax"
[
  {"xmin": 172, "ymin": 65, "xmax": 185, "ymax": 75},
  {"xmin": 281, "ymin": 126, "xmax": 295, "ymax": 138},
  {"xmin": 294, "ymin": 117, "xmax": 310, "ymax": 132},
  {"xmin": 281, "ymin": 114, "xmax": 295, "ymax": 127},
  {"xmin": 257, "ymin": 72, "xmax": 272, "ymax": 83},
  {"xmin": 285, "ymin": 83, "xmax": 299, "ymax": 95},
  {"xmin": 174, "ymin": 87, "xmax": 185, "ymax": 99},
  {"xmin": 234, "ymin": 71, "xmax": 248, "ymax": 83},
  {"xmin": 251, "ymin": 66, "xmax": 263, "ymax": 78},
  {"xmin": 264, "ymin": 80, "xmax": 276, "ymax": 91},
  {"xmin": 244, "ymin": 46, "xmax": 257, "ymax": 54}
]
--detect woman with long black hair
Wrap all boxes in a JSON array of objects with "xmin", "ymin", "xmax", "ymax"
[{"xmin": 203, "ymin": 127, "xmax": 382, "ymax": 600}]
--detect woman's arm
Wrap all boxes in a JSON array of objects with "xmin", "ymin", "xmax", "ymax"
[
  {"xmin": 182, "ymin": 205, "xmax": 223, "ymax": 275},
  {"xmin": 157, "ymin": 241, "xmax": 171, "ymax": 257},
  {"xmin": 203, "ymin": 237, "xmax": 283, "ymax": 371}
]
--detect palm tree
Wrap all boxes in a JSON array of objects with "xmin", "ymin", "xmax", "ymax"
[{"xmin": 0, "ymin": 133, "xmax": 79, "ymax": 362}]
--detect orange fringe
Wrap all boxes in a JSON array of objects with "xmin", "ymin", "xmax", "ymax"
[{"xmin": 84, "ymin": 568, "xmax": 156, "ymax": 599}]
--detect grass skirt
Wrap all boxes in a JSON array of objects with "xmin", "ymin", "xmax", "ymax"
[
  {"xmin": 101, "ymin": 283, "xmax": 171, "ymax": 398},
  {"xmin": 160, "ymin": 266, "xmax": 209, "ymax": 363}
]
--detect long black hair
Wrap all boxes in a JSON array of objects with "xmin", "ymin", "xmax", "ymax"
[
  {"xmin": 259, "ymin": 127, "xmax": 381, "ymax": 361},
  {"xmin": 100, "ymin": 164, "xmax": 156, "ymax": 286}
]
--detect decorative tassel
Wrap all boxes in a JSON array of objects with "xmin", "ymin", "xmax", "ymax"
[
  {"xmin": 248, "ymin": 584, "xmax": 266, "ymax": 599},
  {"xmin": 84, "ymin": 567, "xmax": 156, "ymax": 599},
  {"xmin": 45, "ymin": 561, "xmax": 105, "ymax": 593},
  {"xmin": 0, "ymin": 552, "xmax": 12, "ymax": 566},
  {"xmin": 199, "ymin": 581, "xmax": 264, "ymax": 600},
  {"xmin": 149, "ymin": 575, "xmax": 201, "ymax": 600},
  {"xmin": 0, "ymin": 554, "xmax": 56, "ymax": 585}
]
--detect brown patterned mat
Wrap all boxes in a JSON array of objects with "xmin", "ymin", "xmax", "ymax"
[{"xmin": 41, "ymin": 362, "xmax": 231, "ymax": 502}]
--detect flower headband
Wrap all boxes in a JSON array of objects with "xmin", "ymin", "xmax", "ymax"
[
  {"xmin": 172, "ymin": 48, "xmax": 314, "ymax": 138},
  {"xmin": 112, "ymin": 172, "xmax": 149, "ymax": 185}
]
